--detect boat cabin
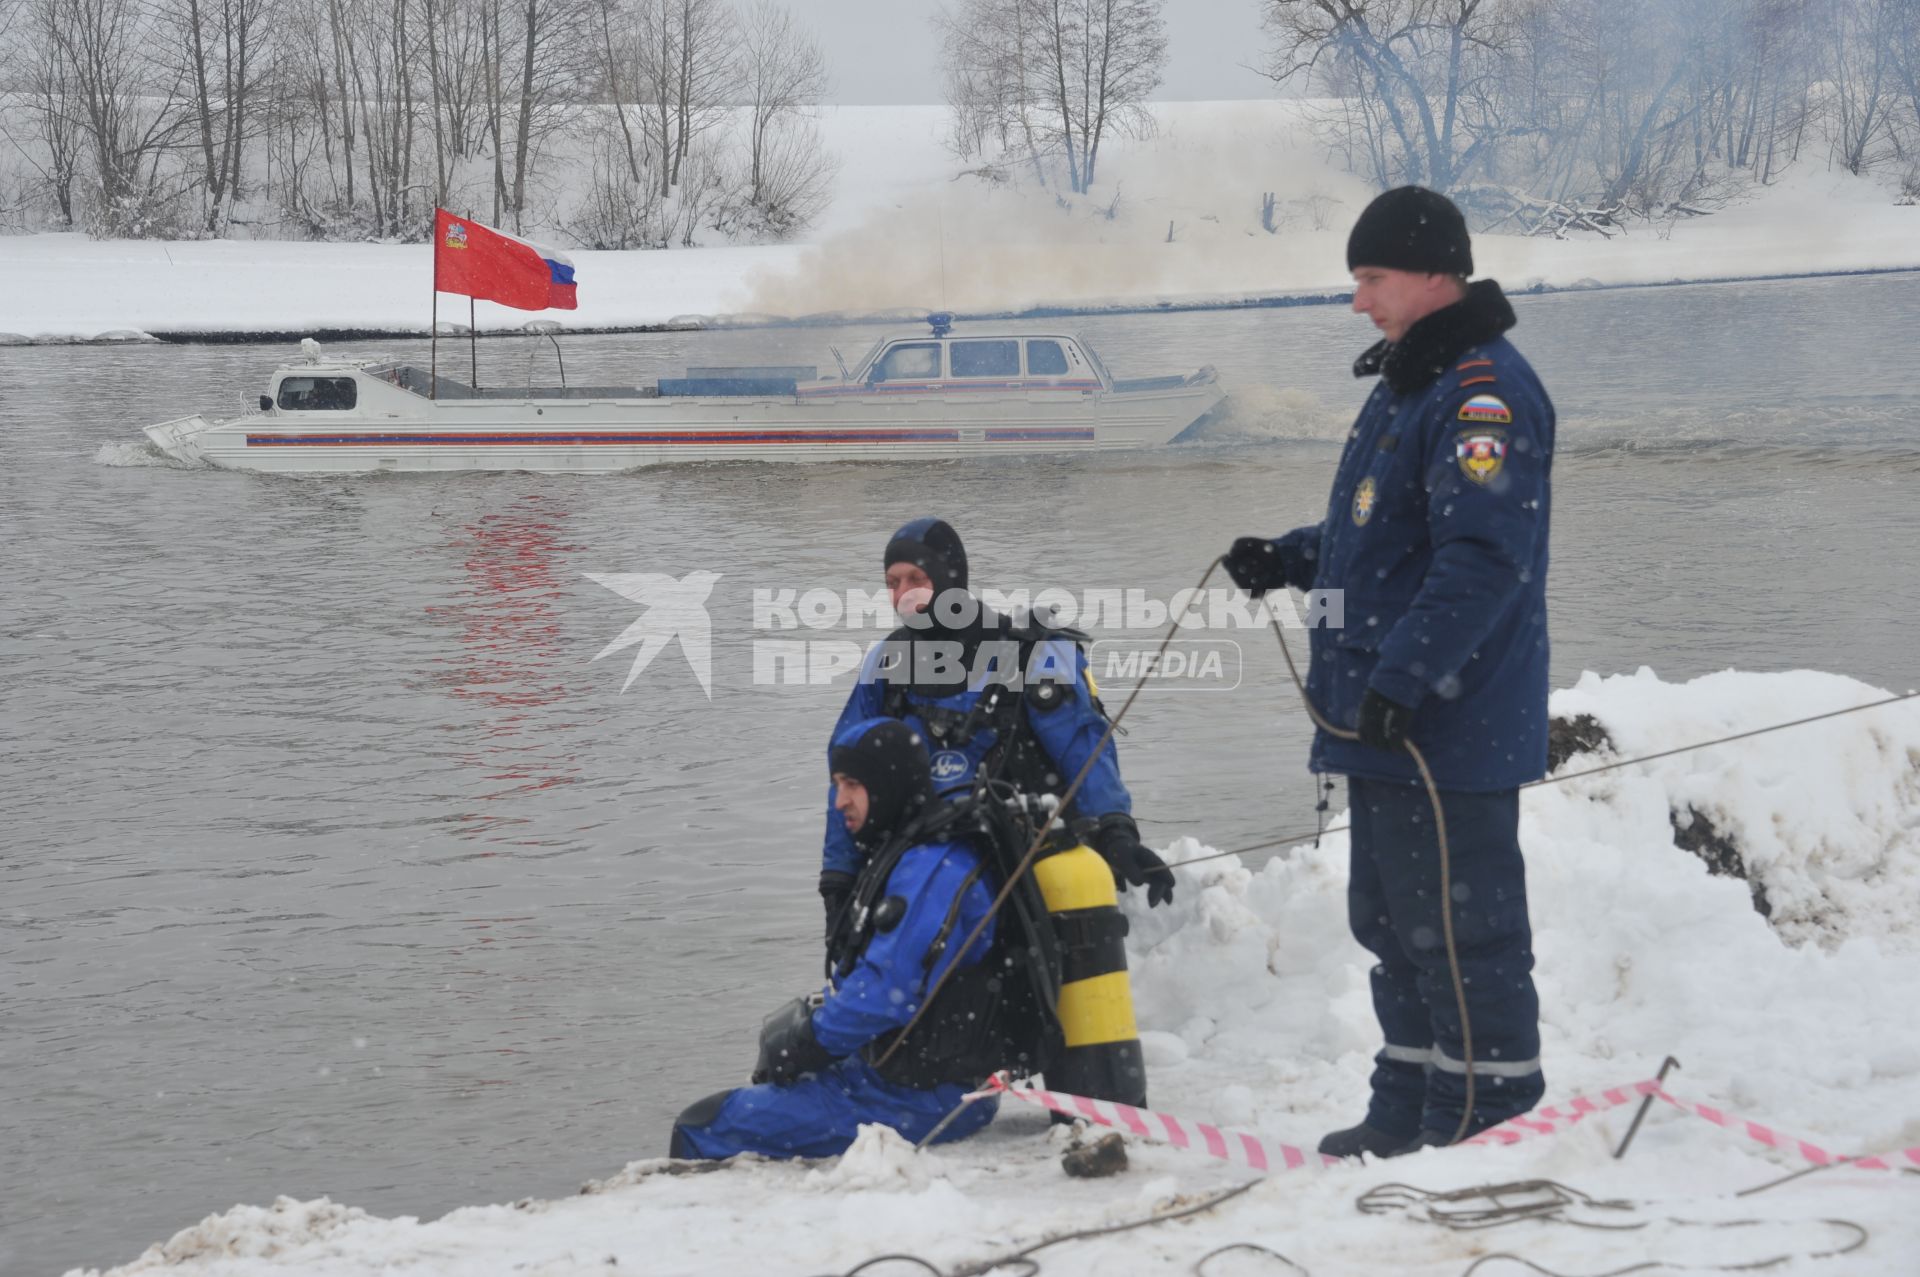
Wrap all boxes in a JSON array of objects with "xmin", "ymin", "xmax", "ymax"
[{"xmin": 849, "ymin": 332, "xmax": 1108, "ymax": 389}]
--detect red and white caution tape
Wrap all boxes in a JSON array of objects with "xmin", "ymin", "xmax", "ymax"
[
  {"xmin": 1648, "ymin": 1087, "xmax": 1920, "ymax": 1171},
  {"xmin": 1464, "ymin": 1079, "xmax": 1663, "ymax": 1147},
  {"xmin": 986, "ymin": 1074, "xmax": 1920, "ymax": 1175},
  {"xmin": 983, "ymin": 1074, "xmax": 1342, "ymax": 1172}
]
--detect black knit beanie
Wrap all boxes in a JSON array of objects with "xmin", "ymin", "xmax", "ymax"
[
  {"xmin": 882, "ymin": 517, "xmax": 969, "ymax": 598},
  {"xmin": 829, "ymin": 719, "xmax": 937, "ymax": 848},
  {"xmin": 1346, "ymin": 186, "xmax": 1473, "ymax": 276}
]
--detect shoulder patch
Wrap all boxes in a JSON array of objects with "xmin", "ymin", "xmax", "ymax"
[
  {"xmin": 1454, "ymin": 427, "xmax": 1509, "ymax": 485},
  {"xmin": 1456, "ymin": 358, "xmax": 1493, "ymax": 372},
  {"xmin": 1352, "ymin": 475, "xmax": 1378, "ymax": 525},
  {"xmin": 1457, "ymin": 394, "xmax": 1512, "ymax": 425}
]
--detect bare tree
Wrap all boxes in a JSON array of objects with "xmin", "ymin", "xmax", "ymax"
[
  {"xmin": 1262, "ymin": 0, "xmax": 1509, "ymax": 194},
  {"xmin": 936, "ymin": 0, "xmax": 1052, "ymax": 181},
  {"xmin": 4, "ymin": 0, "xmax": 89, "ymax": 225},
  {"xmin": 733, "ymin": 0, "xmax": 829, "ymax": 208},
  {"xmin": 588, "ymin": 0, "xmax": 649, "ymax": 183},
  {"xmin": 173, "ymin": 0, "xmax": 275, "ymax": 233},
  {"xmin": 1823, "ymin": 0, "xmax": 1897, "ymax": 174},
  {"xmin": 668, "ymin": 0, "xmax": 733, "ymax": 187},
  {"xmin": 48, "ymin": 0, "xmax": 195, "ymax": 234},
  {"xmin": 936, "ymin": 0, "xmax": 1167, "ymax": 194}
]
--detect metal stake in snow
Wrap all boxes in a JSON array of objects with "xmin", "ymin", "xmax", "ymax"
[{"xmin": 1612, "ymin": 1055, "xmax": 1680, "ymax": 1160}]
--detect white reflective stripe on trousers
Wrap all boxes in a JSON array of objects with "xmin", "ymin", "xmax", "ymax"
[{"xmin": 1380, "ymin": 1043, "xmax": 1542, "ymax": 1079}]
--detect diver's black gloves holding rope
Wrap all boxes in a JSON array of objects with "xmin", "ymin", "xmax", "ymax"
[
  {"xmin": 1093, "ymin": 812, "xmax": 1175, "ymax": 907},
  {"xmin": 752, "ymin": 995, "xmax": 837, "ymax": 1085},
  {"xmin": 1356, "ymin": 688, "xmax": 1416, "ymax": 752},
  {"xmin": 1223, "ymin": 536, "xmax": 1290, "ymax": 598},
  {"xmin": 818, "ymin": 870, "xmax": 855, "ymax": 942}
]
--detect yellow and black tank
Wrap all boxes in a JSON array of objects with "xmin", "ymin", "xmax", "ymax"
[{"xmin": 1031, "ymin": 843, "xmax": 1147, "ymax": 1107}]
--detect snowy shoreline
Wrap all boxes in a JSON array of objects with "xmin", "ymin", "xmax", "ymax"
[
  {"xmin": 65, "ymin": 667, "xmax": 1920, "ymax": 1277},
  {"xmin": 3, "ymin": 99, "xmax": 1915, "ymax": 347},
  {"xmin": 7, "ymin": 262, "xmax": 1920, "ymax": 347}
]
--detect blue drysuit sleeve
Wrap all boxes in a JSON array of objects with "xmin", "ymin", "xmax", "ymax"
[
  {"xmin": 1370, "ymin": 388, "xmax": 1550, "ymax": 709},
  {"xmin": 811, "ymin": 842, "xmax": 996, "ymax": 1055},
  {"xmin": 822, "ymin": 648, "xmax": 887, "ymax": 877},
  {"xmin": 1023, "ymin": 640, "xmax": 1131, "ymax": 818},
  {"xmin": 1271, "ymin": 524, "xmax": 1324, "ymax": 591}
]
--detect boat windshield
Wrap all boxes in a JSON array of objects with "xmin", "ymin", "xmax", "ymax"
[
  {"xmin": 1079, "ymin": 340, "xmax": 1114, "ymax": 389},
  {"xmin": 848, "ymin": 337, "xmax": 886, "ymax": 381}
]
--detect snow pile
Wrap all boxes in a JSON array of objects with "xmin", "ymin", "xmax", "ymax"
[
  {"xmin": 133, "ymin": 1198, "xmax": 372, "ymax": 1266},
  {"xmin": 70, "ymin": 669, "xmax": 1920, "ymax": 1276},
  {"xmin": 1548, "ymin": 667, "xmax": 1920, "ymax": 951},
  {"xmin": 803, "ymin": 1123, "xmax": 939, "ymax": 1193}
]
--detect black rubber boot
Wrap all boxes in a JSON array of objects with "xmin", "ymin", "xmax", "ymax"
[
  {"xmin": 1389, "ymin": 1130, "xmax": 1455, "ymax": 1156},
  {"xmin": 1317, "ymin": 1122, "xmax": 1415, "ymax": 1159}
]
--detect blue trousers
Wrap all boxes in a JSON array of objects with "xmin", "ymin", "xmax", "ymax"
[
  {"xmin": 1347, "ymin": 777, "xmax": 1544, "ymax": 1138},
  {"xmin": 669, "ymin": 1055, "xmax": 998, "ymax": 1160}
]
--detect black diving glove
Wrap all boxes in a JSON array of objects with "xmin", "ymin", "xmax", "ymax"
[
  {"xmin": 752, "ymin": 995, "xmax": 837, "ymax": 1086},
  {"xmin": 818, "ymin": 870, "xmax": 855, "ymax": 942},
  {"xmin": 1223, "ymin": 536, "xmax": 1290, "ymax": 598},
  {"xmin": 1356, "ymin": 688, "xmax": 1415, "ymax": 752},
  {"xmin": 1093, "ymin": 813, "xmax": 1175, "ymax": 908}
]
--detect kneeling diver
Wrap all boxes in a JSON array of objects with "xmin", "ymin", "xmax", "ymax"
[{"xmin": 669, "ymin": 718, "xmax": 1055, "ymax": 1159}]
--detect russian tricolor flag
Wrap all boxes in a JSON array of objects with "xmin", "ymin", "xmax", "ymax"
[{"xmin": 433, "ymin": 208, "xmax": 578, "ymax": 311}]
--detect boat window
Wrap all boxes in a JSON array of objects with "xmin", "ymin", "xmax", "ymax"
[
  {"xmin": 1026, "ymin": 340, "xmax": 1069, "ymax": 376},
  {"xmin": 870, "ymin": 343, "xmax": 941, "ymax": 382},
  {"xmin": 949, "ymin": 340, "xmax": 1019, "ymax": 377},
  {"xmin": 277, "ymin": 376, "xmax": 358, "ymax": 410}
]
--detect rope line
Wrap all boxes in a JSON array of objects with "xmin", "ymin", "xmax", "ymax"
[{"xmin": 1165, "ymin": 688, "xmax": 1920, "ymax": 875}]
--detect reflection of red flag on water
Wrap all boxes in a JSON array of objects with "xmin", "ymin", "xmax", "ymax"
[{"xmin": 433, "ymin": 208, "xmax": 577, "ymax": 310}]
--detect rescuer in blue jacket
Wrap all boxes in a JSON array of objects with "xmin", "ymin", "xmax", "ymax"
[
  {"xmin": 669, "ymin": 718, "xmax": 1039, "ymax": 1159},
  {"xmin": 815, "ymin": 519, "xmax": 1174, "ymax": 935},
  {"xmin": 1224, "ymin": 187, "xmax": 1552, "ymax": 1158}
]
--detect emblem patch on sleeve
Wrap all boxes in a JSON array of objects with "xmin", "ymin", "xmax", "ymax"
[
  {"xmin": 1352, "ymin": 475, "xmax": 1378, "ymax": 525},
  {"xmin": 1457, "ymin": 394, "xmax": 1513, "ymax": 425},
  {"xmin": 1455, "ymin": 427, "xmax": 1509, "ymax": 485}
]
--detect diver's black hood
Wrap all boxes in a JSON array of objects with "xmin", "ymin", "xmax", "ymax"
[
  {"xmin": 829, "ymin": 718, "xmax": 938, "ymax": 851},
  {"xmin": 884, "ymin": 517, "xmax": 968, "ymax": 599}
]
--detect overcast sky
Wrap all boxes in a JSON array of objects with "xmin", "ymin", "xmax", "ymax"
[{"xmin": 804, "ymin": 0, "xmax": 1275, "ymax": 105}]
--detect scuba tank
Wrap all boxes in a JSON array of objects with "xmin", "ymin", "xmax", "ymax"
[
  {"xmin": 826, "ymin": 773, "xmax": 1147, "ymax": 1107},
  {"xmin": 1029, "ymin": 834, "xmax": 1147, "ymax": 1108},
  {"xmin": 941, "ymin": 669, "xmax": 1149, "ymax": 1107}
]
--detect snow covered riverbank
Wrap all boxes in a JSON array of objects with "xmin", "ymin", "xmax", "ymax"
[
  {"xmin": 69, "ymin": 667, "xmax": 1920, "ymax": 1277},
  {"xmin": 3, "ymin": 102, "xmax": 1915, "ymax": 344}
]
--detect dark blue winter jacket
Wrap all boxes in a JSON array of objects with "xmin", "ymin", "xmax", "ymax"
[
  {"xmin": 821, "ymin": 622, "xmax": 1129, "ymax": 876},
  {"xmin": 1267, "ymin": 281, "xmax": 1554, "ymax": 791}
]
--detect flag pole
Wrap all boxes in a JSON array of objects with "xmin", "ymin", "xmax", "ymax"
[
  {"xmin": 429, "ymin": 209, "xmax": 439, "ymax": 400},
  {"xmin": 465, "ymin": 208, "xmax": 477, "ymax": 389}
]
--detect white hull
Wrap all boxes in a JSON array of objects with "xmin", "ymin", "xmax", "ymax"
[{"xmin": 143, "ymin": 334, "xmax": 1227, "ymax": 475}]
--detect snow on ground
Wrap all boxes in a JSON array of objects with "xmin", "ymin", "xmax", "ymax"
[
  {"xmin": 71, "ymin": 668, "xmax": 1920, "ymax": 1276},
  {"xmin": 3, "ymin": 102, "xmax": 1916, "ymax": 343}
]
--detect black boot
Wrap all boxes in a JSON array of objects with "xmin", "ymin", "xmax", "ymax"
[
  {"xmin": 1317, "ymin": 1122, "xmax": 1414, "ymax": 1159},
  {"xmin": 1389, "ymin": 1130, "xmax": 1455, "ymax": 1156}
]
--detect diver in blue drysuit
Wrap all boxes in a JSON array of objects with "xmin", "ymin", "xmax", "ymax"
[
  {"xmin": 669, "ymin": 718, "xmax": 1034, "ymax": 1159},
  {"xmin": 1225, "ymin": 187, "xmax": 1551, "ymax": 1158},
  {"xmin": 815, "ymin": 518, "xmax": 1174, "ymax": 940}
]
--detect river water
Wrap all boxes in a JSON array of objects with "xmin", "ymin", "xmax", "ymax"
[{"xmin": 4, "ymin": 273, "xmax": 1918, "ymax": 1274}]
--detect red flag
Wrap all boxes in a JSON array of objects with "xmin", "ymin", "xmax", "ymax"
[{"xmin": 433, "ymin": 208, "xmax": 578, "ymax": 311}]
